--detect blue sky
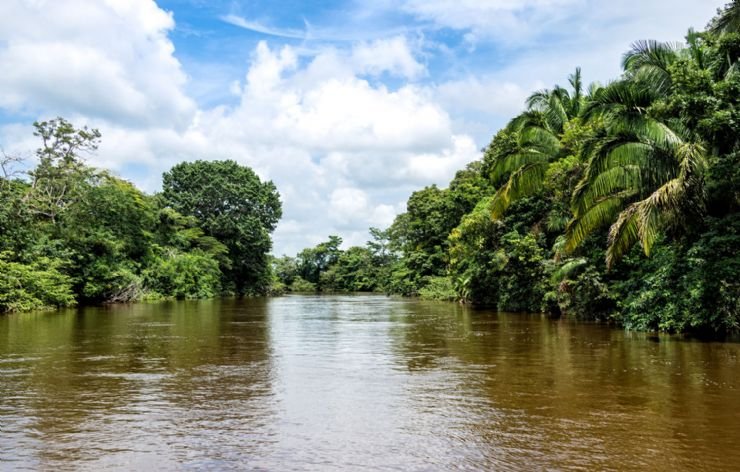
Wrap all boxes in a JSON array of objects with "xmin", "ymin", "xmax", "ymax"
[{"xmin": 0, "ymin": 0, "xmax": 720, "ymax": 255}]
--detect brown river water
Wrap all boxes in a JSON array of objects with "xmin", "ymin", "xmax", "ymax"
[{"xmin": 1, "ymin": 294, "xmax": 739, "ymax": 471}]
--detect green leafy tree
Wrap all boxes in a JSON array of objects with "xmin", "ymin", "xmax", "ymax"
[
  {"xmin": 567, "ymin": 40, "xmax": 709, "ymax": 267},
  {"xmin": 296, "ymin": 235, "xmax": 343, "ymax": 287},
  {"xmin": 161, "ymin": 160, "xmax": 282, "ymax": 294},
  {"xmin": 710, "ymin": 1, "xmax": 740, "ymax": 35},
  {"xmin": 60, "ymin": 176, "xmax": 156, "ymax": 302},
  {"xmin": 490, "ymin": 69, "xmax": 590, "ymax": 218},
  {"xmin": 0, "ymin": 253, "xmax": 75, "ymax": 312},
  {"xmin": 25, "ymin": 118, "xmax": 100, "ymax": 223}
]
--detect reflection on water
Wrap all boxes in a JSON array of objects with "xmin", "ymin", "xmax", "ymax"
[{"xmin": 1, "ymin": 295, "xmax": 738, "ymax": 470}]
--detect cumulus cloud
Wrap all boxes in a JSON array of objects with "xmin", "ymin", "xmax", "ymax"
[
  {"xmin": 0, "ymin": 1, "xmax": 478, "ymax": 255},
  {"xmin": 0, "ymin": 0, "xmax": 718, "ymax": 256},
  {"xmin": 0, "ymin": 0, "xmax": 195, "ymax": 127},
  {"xmin": 422, "ymin": 0, "xmax": 719, "ymax": 142}
]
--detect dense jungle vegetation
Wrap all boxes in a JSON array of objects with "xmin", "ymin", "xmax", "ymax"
[
  {"xmin": 0, "ymin": 118, "xmax": 281, "ymax": 312},
  {"xmin": 276, "ymin": 4, "xmax": 740, "ymax": 334},
  {"xmin": 2, "ymin": 3, "xmax": 739, "ymax": 335}
]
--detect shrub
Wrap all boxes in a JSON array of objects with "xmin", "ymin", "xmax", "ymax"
[{"xmin": 0, "ymin": 254, "xmax": 76, "ymax": 312}]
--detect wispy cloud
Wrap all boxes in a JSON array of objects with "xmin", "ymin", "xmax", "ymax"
[
  {"xmin": 220, "ymin": 14, "xmax": 308, "ymax": 40},
  {"xmin": 220, "ymin": 13, "xmax": 411, "ymax": 43}
]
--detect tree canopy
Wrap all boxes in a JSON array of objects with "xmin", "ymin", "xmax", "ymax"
[
  {"xmin": 162, "ymin": 160, "xmax": 282, "ymax": 294},
  {"xmin": 0, "ymin": 121, "xmax": 281, "ymax": 311}
]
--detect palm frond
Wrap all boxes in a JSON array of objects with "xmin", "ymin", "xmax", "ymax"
[
  {"xmin": 519, "ymin": 126, "xmax": 561, "ymax": 153},
  {"xmin": 606, "ymin": 203, "xmax": 640, "ymax": 268},
  {"xmin": 550, "ymin": 257, "xmax": 588, "ymax": 283},
  {"xmin": 709, "ymin": 1, "xmax": 740, "ymax": 35},
  {"xmin": 489, "ymin": 150, "xmax": 549, "ymax": 185},
  {"xmin": 491, "ymin": 162, "xmax": 548, "ymax": 219},
  {"xmin": 622, "ymin": 39, "xmax": 682, "ymax": 74},
  {"xmin": 566, "ymin": 193, "xmax": 633, "ymax": 252}
]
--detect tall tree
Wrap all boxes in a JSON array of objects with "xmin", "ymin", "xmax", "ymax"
[
  {"xmin": 566, "ymin": 41, "xmax": 708, "ymax": 267},
  {"xmin": 161, "ymin": 160, "xmax": 282, "ymax": 294},
  {"xmin": 490, "ymin": 69, "xmax": 589, "ymax": 218},
  {"xmin": 710, "ymin": 1, "xmax": 740, "ymax": 35},
  {"xmin": 25, "ymin": 118, "xmax": 101, "ymax": 223}
]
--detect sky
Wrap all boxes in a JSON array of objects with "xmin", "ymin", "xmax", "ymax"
[{"xmin": 0, "ymin": 0, "xmax": 721, "ymax": 256}]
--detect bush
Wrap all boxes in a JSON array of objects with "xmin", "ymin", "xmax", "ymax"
[
  {"xmin": 144, "ymin": 251, "xmax": 222, "ymax": 299},
  {"xmin": 418, "ymin": 276, "xmax": 458, "ymax": 301},
  {"xmin": 0, "ymin": 254, "xmax": 76, "ymax": 312},
  {"xmin": 554, "ymin": 267, "xmax": 616, "ymax": 321},
  {"xmin": 614, "ymin": 215, "xmax": 740, "ymax": 333},
  {"xmin": 289, "ymin": 276, "xmax": 316, "ymax": 292}
]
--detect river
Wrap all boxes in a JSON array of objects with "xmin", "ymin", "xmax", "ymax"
[{"xmin": 1, "ymin": 295, "xmax": 739, "ymax": 470}]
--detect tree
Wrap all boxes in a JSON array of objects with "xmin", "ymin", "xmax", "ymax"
[
  {"xmin": 0, "ymin": 253, "xmax": 75, "ymax": 312},
  {"xmin": 710, "ymin": 1, "xmax": 740, "ymax": 35},
  {"xmin": 60, "ymin": 175, "xmax": 157, "ymax": 302},
  {"xmin": 161, "ymin": 160, "xmax": 282, "ymax": 294},
  {"xmin": 566, "ymin": 42, "xmax": 708, "ymax": 267},
  {"xmin": 490, "ymin": 68, "xmax": 589, "ymax": 218},
  {"xmin": 296, "ymin": 235, "xmax": 343, "ymax": 286},
  {"xmin": 25, "ymin": 118, "xmax": 101, "ymax": 223}
]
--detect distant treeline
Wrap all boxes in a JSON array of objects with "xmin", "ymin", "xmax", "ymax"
[
  {"xmin": 0, "ymin": 118, "xmax": 281, "ymax": 312},
  {"xmin": 275, "ymin": 3, "xmax": 740, "ymax": 334}
]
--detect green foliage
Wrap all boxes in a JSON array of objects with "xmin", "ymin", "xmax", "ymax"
[
  {"xmin": 418, "ymin": 276, "xmax": 457, "ymax": 302},
  {"xmin": 709, "ymin": 1, "xmax": 740, "ymax": 35},
  {"xmin": 60, "ymin": 175, "xmax": 155, "ymax": 302},
  {"xmin": 162, "ymin": 160, "xmax": 281, "ymax": 294},
  {"xmin": 276, "ymin": 231, "xmax": 400, "ymax": 294},
  {"xmin": 145, "ymin": 250, "xmax": 222, "ymax": 299},
  {"xmin": 614, "ymin": 216, "xmax": 740, "ymax": 333},
  {"xmin": 544, "ymin": 262, "xmax": 616, "ymax": 320},
  {"xmin": 290, "ymin": 277, "xmax": 317, "ymax": 293},
  {"xmin": 490, "ymin": 68, "xmax": 586, "ymax": 219},
  {"xmin": 448, "ymin": 198, "xmax": 547, "ymax": 310},
  {"xmin": 0, "ymin": 253, "xmax": 75, "ymax": 312},
  {"xmin": 26, "ymin": 118, "xmax": 100, "ymax": 223},
  {"xmin": 329, "ymin": 246, "xmax": 381, "ymax": 292},
  {"xmin": 272, "ymin": 255, "xmax": 299, "ymax": 287},
  {"xmin": 0, "ymin": 120, "xmax": 277, "ymax": 311},
  {"xmin": 0, "ymin": 178, "xmax": 34, "ymax": 255},
  {"xmin": 296, "ymin": 236, "xmax": 343, "ymax": 287}
]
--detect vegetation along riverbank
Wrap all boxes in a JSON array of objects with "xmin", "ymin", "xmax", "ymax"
[
  {"xmin": 2, "ymin": 4, "xmax": 739, "ymax": 336},
  {"xmin": 275, "ymin": 5, "xmax": 740, "ymax": 335}
]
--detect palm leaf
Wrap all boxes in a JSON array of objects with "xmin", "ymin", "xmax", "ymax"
[
  {"xmin": 605, "ymin": 203, "xmax": 640, "ymax": 268},
  {"xmin": 491, "ymin": 162, "xmax": 548, "ymax": 219},
  {"xmin": 565, "ymin": 193, "xmax": 634, "ymax": 252},
  {"xmin": 709, "ymin": 1, "xmax": 740, "ymax": 35},
  {"xmin": 490, "ymin": 150, "xmax": 548, "ymax": 185}
]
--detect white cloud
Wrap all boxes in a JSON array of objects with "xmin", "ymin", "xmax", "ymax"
[
  {"xmin": 401, "ymin": 0, "xmax": 717, "ymax": 47},
  {"xmin": 0, "ymin": 3, "xmax": 476, "ymax": 256},
  {"xmin": 0, "ymin": 0, "xmax": 719, "ymax": 257},
  {"xmin": 423, "ymin": 0, "xmax": 720, "ymax": 143},
  {"xmin": 0, "ymin": 0, "xmax": 195, "ymax": 127},
  {"xmin": 220, "ymin": 14, "xmax": 307, "ymax": 40},
  {"xmin": 401, "ymin": 0, "xmax": 584, "ymax": 44},
  {"xmin": 435, "ymin": 77, "xmax": 534, "ymax": 118},
  {"xmin": 350, "ymin": 37, "xmax": 426, "ymax": 79},
  {"xmin": 329, "ymin": 187, "xmax": 370, "ymax": 224}
]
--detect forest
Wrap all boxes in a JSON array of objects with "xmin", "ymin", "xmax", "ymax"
[
  {"xmin": 0, "ymin": 118, "xmax": 282, "ymax": 311},
  {"xmin": 275, "ymin": 5, "xmax": 740, "ymax": 334},
  {"xmin": 1, "ymin": 4, "xmax": 739, "ymax": 335}
]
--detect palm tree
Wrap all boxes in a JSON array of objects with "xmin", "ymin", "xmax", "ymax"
[
  {"xmin": 709, "ymin": 1, "xmax": 740, "ymax": 35},
  {"xmin": 565, "ymin": 53, "xmax": 707, "ymax": 267},
  {"xmin": 621, "ymin": 39, "xmax": 682, "ymax": 95},
  {"xmin": 489, "ymin": 68, "xmax": 586, "ymax": 218}
]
